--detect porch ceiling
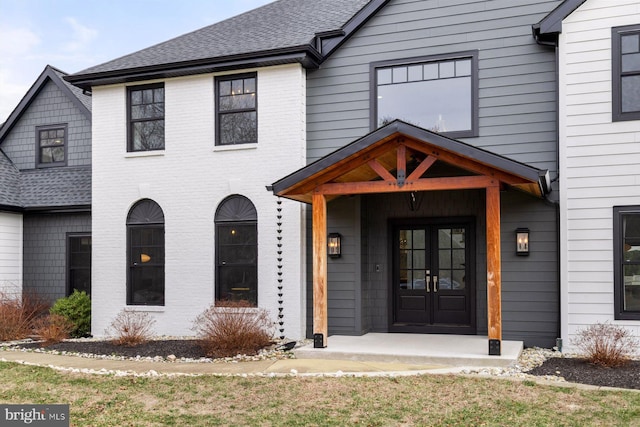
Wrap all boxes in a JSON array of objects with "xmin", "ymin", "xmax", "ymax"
[{"xmin": 271, "ymin": 120, "xmax": 550, "ymax": 203}]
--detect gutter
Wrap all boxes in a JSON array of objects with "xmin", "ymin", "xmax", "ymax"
[{"xmin": 64, "ymin": 46, "xmax": 322, "ymax": 92}]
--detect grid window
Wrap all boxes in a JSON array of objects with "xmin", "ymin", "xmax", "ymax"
[
  {"xmin": 612, "ymin": 25, "xmax": 640, "ymax": 121},
  {"xmin": 127, "ymin": 199, "xmax": 165, "ymax": 305},
  {"xmin": 374, "ymin": 52, "xmax": 478, "ymax": 137},
  {"xmin": 37, "ymin": 125, "xmax": 66, "ymax": 166},
  {"xmin": 128, "ymin": 84, "xmax": 165, "ymax": 151},
  {"xmin": 216, "ymin": 74, "xmax": 257, "ymax": 145},
  {"xmin": 614, "ymin": 206, "xmax": 640, "ymax": 319}
]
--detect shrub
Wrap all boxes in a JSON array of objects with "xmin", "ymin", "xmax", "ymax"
[
  {"xmin": 573, "ymin": 322, "xmax": 639, "ymax": 367},
  {"xmin": 192, "ymin": 300, "xmax": 274, "ymax": 358},
  {"xmin": 0, "ymin": 290, "xmax": 49, "ymax": 341},
  {"xmin": 33, "ymin": 314, "xmax": 74, "ymax": 344},
  {"xmin": 50, "ymin": 290, "xmax": 91, "ymax": 338},
  {"xmin": 107, "ymin": 309, "xmax": 155, "ymax": 346}
]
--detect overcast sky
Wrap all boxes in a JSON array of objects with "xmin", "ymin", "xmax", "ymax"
[{"xmin": 0, "ymin": 0, "xmax": 274, "ymax": 122}]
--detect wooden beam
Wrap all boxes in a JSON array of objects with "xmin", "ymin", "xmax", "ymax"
[
  {"xmin": 407, "ymin": 155, "xmax": 437, "ymax": 182},
  {"xmin": 486, "ymin": 184, "xmax": 502, "ymax": 355},
  {"xmin": 285, "ymin": 138, "xmax": 403, "ymax": 196},
  {"xmin": 312, "ymin": 192, "xmax": 328, "ymax": 347},
  {"xmin": 317, "ymin": 175, "xmax": 495, "ymax": 195},
  {"xmin": 367, "ymin": 159, "xmax": 396, "ymax": 182},
  {"xmin": 397, "ymin": 145, "xmax": 406, "ymax": 187}
]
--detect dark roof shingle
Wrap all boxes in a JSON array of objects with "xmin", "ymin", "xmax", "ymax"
[{"xmin": 75, "ymin": 0, "xmax": 369, "ymax": 75}]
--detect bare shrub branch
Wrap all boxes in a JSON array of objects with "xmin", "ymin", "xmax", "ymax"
[
  {"xmin": 192, "ymin": 300, "xmax": 274, "ymax": 358},
  {"xmin": 0, "ymin": 290, "xmax": 50, "ymax": 341},
  {"xmin": 107, "ymin": 309, "xmax": 156, "ymax": 347},
  {"xmin": 33, "ymin": 314, "xmax": 74, "ymax": 344},
  {"xmin": 573, "ymin": 322, "xmax": 639, "ymax": 367}
]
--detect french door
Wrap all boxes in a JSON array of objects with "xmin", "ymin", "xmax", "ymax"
[{"xmin": 392, "ymin": 219, "xmax": 475, "ymax": 333}]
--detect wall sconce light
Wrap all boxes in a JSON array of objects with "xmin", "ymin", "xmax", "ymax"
[
  {"xmin": 140, "ymin": 253, "xmax": 151, "ymax": 263},
  {"xmin": 328, "ymin": 233, "xmax": 342, "ymax": 258},
  {"xmin": 516, "ymin": 228, "xmax": 529, "ymax": 256}
]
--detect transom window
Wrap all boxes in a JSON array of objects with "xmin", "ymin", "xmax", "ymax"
[
  {"xmin": 127, "ymin": 199, "xmax": 165, "ymax": 305},
  {"xmin": 373, "ymin": 52, "xmax": 478, "ymax": 137},
  {"xmin": 215, "ymin": 195, "xmax": 258, "ymax": 306},
  {"xmin": 612, "ymin": 24, "xmax": 640, "ymax": 121},
  {"xmin": 613, "ymin": 206, "xmax": 640, "ymax": 320},
  {"xmin": 216, "ymin": 74, "xmax": 257, "ymax": 145},
  {"xmin": 128, "ymin": 84, "xmax": 165, "ymax": 151},
  {"xmin": 37, "ymin": 125, "xmax": 66, "ymax": 166}
]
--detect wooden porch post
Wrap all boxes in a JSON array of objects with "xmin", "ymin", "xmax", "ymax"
[
  {"xmin": 312, "ymin": 192, "xmax": 328, "ymax": 348},
  {"xmin": 486, "ymin": 184, "xmax": 502, "ymax": 355}
]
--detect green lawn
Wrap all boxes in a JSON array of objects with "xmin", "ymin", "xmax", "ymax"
[{"xmin": 1, "ymin": 362, "xmax": 638, "ymax": 426}]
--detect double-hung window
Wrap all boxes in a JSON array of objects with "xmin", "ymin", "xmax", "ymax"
[
  {"xmin": 372, "ymin": 51, "xmax": 478, "ymax": 138},
  {"xmin": 216, "ymin": 74, "xmax": 257, "ymax": 145},
  {"xmin": 127, "ymin": 199, "xmax": 165, "ymax": 306},
  {"xmin": 215, "ymin": 195, "xmax": 258, "ymax": 306},
  {"xmin": 613, "ymin": 206, "xmax": 640, "ymax": 320},
  {"xmin": 128, "ymin": 84, "xmax": 165, "ymax": 151},
  {"xmin": 612, "ymin": 24, "xmax": 640, "ymax": 121},
  {"xmin": 37, "ymin": 124, "xmax": 66, "ymax": 166}
]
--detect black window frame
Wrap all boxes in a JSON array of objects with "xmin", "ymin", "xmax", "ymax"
[
  {"xmin": 370, "ymin": 51, "xmax": 479, "ymax": 138},
  {"xmin": 66, "ymin": 233, "xmax": 91, "ymax": 296},
  {"xmin": 613, "ymin": 205, "xmax": 640, "ymax": 320},
  {"xmin": 215, "ymin": 195, "xmax": 258, "ymax": 306},
  {"xmin": 215, "ymin": 73, "xmax": 258, "ymax": 146},
  {"xmin": 612, "ymin": 24, "xmax": 640, "ymax": 122},
  {"xmin": 127, "ymin": 83, "xmax": 165, "ymax": 152},
  {"xmin": 127, "ymin": 199, "xmax": 165, "ymax": 306},
  {"xmin": 36, "ymin": 124, "xmax": 67, "ymax": 167}
]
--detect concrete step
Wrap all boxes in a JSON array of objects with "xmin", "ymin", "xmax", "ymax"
[{"xmin": 293, "ymin": 333, "xmax": 523, "ymax": 368}]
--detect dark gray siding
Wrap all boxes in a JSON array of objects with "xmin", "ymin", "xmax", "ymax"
[
  {"xmin": 500, "ymin": 191, "xmax": 558, "ymax": 348},
  {"xmin": 311, "ymin": 190, "xmax": 558, "ymax": 347},
  {"xmin": 23, "ymin": 213, "xmax": 91, "ymax": 303},
  {"xmin": 362, "ymin": 190, "xmax": 486, "ymax": 333},
  {"xmin": 307, "ymin": 0, "xmax": 560, "ymax": 186},
  {"xmin": 304, "ymin": 0, "xmax": 561, "ymax": 347},
  {"xmin": 306, "ymin": 196, "xmax": 364, "ymax": 336},
  {"xmin": 2, "ymin": 80, "xmax": 91, "ymax": 171}
]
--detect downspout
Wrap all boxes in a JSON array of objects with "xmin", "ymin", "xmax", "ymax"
[{"xmin": 534, "ymin": 24, "xmax": 562, "ymax": 347}]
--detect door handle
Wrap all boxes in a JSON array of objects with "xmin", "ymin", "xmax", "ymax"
[
  {"xmin": 425, "ymin": 276, "xmax": 430, "ymax": 293},
  {"xmin": 433, "ymin": 275, "xmax": 438, "ymax": 292}
]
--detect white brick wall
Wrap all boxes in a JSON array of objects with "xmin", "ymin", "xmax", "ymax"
[
  {"xmin": 91, "ymin": 64, "xmax": 307, "ymax": 338},
  {"xmin": 0, "ymin": 212, "xmax": 23, "ymax": 295},
  {"xmin": 559, "ymin": 0, "xmax": 640, "ymax": 349}
]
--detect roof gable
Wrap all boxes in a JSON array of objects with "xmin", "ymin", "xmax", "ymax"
[
  {"xmin": 0, "ymin": 65, "xmax": 91, "ymax": 142},
  {"xmin": 533, "ymin": 0, "xmax": 588, "ymax": 43},
  {"xmin": 272, "ymin": 120, "xmax": 550, "ymax": 203},
  {"xmin": 65, "ymin": 0, "xmax": 387, "ymax": 90}
]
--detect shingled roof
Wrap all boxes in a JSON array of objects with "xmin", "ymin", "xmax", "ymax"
[
  {"xmin": 19, "ymin": 167, "xmax": 91, "ymax": 210},
  {"xmin": 0, "ymin": 65, "xmax": 91, "ymax": 142},
  {"xmin": 0, "ymin": 65, "xmax": 92, "ymax": 211},
  {"xmin": 66, "ymin": 0, "xmax": 387, "ymax": 90},
  {"xmin": 0, "ymin": 149, "xmax": 20, "ymax": 209}
]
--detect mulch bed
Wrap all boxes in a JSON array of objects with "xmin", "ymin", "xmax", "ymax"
[
  {"xmin": 527, "ymin": 357, "xmax": 640, "ymax": 390},
  {"xmin": 15, "ymin": 339, "xmax": 208, "ymax": 359}
]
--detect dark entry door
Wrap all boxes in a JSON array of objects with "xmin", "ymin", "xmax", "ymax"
[{"xmin": 392, "ymin": 220, "xmax": 474, "ymax": 333}]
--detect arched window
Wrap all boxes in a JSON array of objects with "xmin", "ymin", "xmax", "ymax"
[
  {"xmin": 215, "ymin": 195, "xmax": 258, "ymax": 305},
  {"xmin": 127, "ymin": 199, "xmax": 165, "ymax": 305}
]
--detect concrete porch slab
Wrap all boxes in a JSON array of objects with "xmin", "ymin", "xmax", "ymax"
[{"xmin": 293, "ymin": 333, "xmax": 523, "ymax": 368}]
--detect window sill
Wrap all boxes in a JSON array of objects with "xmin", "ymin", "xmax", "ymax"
[
  {"xmin": 213, "ymin": 143, "xmax": 257, "ymax": 153},
  {"xmin": 125, "ymin": 305, "xmax": 165, "ymax": 312},
  {"xmin": 125, "ymin": 150, "xmax": 165, "ymax": 159}
]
